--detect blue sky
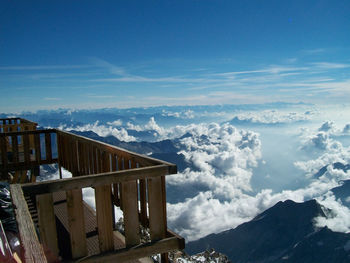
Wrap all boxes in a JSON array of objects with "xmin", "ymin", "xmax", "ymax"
[{"xmin": 1, "ymin": 0, "xmax": 349, "ymax": 112}]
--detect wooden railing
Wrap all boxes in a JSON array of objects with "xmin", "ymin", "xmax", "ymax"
[
  {"xmin": 0, "ymin": 129, "xmax": 57, "ymax": 182},
  {"xmin": 0, "ymin": 118, "xmax": 37, "ymax": 133},
  {"xmin": 1, "ymin": 127, "xmax": 183, "ymax": 262}
]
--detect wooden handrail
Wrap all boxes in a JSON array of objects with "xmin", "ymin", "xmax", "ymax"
[
  {"xmin": 56, "ymin": 130, "xmax": 176, "ymax": 169},
  {"xmin": 21, "ymin": 164, "xmax": 173, "ymax": 195},
  {"xmin": 10, "ymin": 184, "xmax": 48, "ymax": 263},
  {"xmin": 78, "ymin": 233, "xmax": 185, "ymax": 263}
]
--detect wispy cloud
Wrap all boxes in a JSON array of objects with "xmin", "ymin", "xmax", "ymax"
[
  {"xmin": 44, "ymin": 97, "xmax": 62, "ymax": 101},
  {"xmin": 85, "ymin": 94, "xmax": 117, "ymax": 99},
  {"xmin": 88, "ymin": 57, "xmax": 128, "ymax": 76},
  {"xmin": 302, "ymin": 48, "xmax": 326, "ymax": 54},
  {"xmin": 311, "ymin": 62, "xmax": 350, "ymax": 69},
  {"xmin": 0, "ymin": 65, "xmax": 92, "ymax": 70}
]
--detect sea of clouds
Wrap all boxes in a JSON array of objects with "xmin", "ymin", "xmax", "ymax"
[{"xmin": 40, "ymin": 104, "xmax": 350, "ymax": 241}]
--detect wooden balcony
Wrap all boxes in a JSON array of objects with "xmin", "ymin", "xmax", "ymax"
[{"xmin": 0, "ymin": 118, "xmax": 184, "ymax": 262}]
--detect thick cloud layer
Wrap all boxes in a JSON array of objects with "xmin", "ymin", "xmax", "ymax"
[
  {"xmin": 167, "ymin": 121, "xmax": 350, "ymax": 241},
  {"xmin": 168, "ymin": 123, "xmax": 261, "ymax": 198},
  {"xmin": 48, "ymin": 109, "xmax": 350, "ymax": 242}
]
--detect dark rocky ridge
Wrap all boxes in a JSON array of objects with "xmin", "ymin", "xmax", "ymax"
[{"xmin": 186, "ymin": 199, "xmax": 350, "ymax": 263}]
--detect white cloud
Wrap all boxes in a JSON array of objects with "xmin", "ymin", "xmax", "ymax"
[
  {"xmin": 299, "ymin": 122, "xmax": 345, "ymax": 152},
  {"xmin": 167, "ymin": 120, "xmax": 350, "ymax": 241},
  {"xmin": 312, "ymin": 62, "xmax": 350, "ymax": 69},
  {"xmin": 161, "ymin": 109, "xmax": 195, "ymax": 119},
  {"xmin": 343, "ymin": 124, "xmax": 350, "ymax": 134},
  {"xmin": 144, "ymin": 117, "xmax": 164, "ymax": 135},
  {"xmin": 314, "ymin": 192, "xmax": 350, "ymax": 233},
  {"xmin": 230, "ymin": 110, "xmax": 314, "ymax": 125},
  {"xmin": 60, "ymin": 121, "xmax": 136, "ymax": 142},
  {"xmin": 107, "ymin": 119, "xmax": 123, "ymax": 126},
  {"xmin": 318, "ymin": 121, "xmax": 335, "ymax": 132}
]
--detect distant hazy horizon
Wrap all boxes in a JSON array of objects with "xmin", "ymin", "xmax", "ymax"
[{"xmin": 4, "ymin": 103, "xmax": 350, "ymax": 241}]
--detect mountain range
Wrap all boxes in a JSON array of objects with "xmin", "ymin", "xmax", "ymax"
[{"xmin": 186, "ymin": 199, "xmax": 350, "ymax": 263}]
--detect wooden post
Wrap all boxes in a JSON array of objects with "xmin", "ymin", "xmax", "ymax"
[
  {"xmin": 45, "ymin": 133, "xmax": 52, "ymax": 162},
  {"xmin": 23, "ymin": 134, "xmax": 30, "ymax": 164},
  {"xmin": 148, "ymin": 176, "xmax": 168, "ymax": 263},
  {"xmin": 66, "ymin": 189, "xmax": 88, "ymax": 258},
  {"xmin": 148, "ymin": 177, "xmax": 166, "ymax": 240},
  {"xmin": 139, "ymin": 179, "xmax": 148, "ymax": 227},
  {"xmin": 95, "ymin": 185, "xmax": 114, "ymax": 252},
  {"xmin": 11, "ymin": 135, "xmax": 19, "ymax": 163},
  {"xmin": 122, "ymin": 180, "xmax": 140, "ymax": 247},
  {"xmin": 37, "ymin": 193, "xmax": 59, "ymax": 258}
]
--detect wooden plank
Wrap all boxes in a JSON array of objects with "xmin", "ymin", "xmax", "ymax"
[
  {"xmin": 36, "ymin": 193, "xmax": 59, "ymax": 258},
  {"xmin": 23, "ymin": 134, "xmax": 30, "ymax": 164},
  {"xmin": 139, "ymin": 179, "xmax": 148, "ymax": 227},
  {"xmin": 11, "ymin": 135, "xmax": 19, "ymax": 163},
  {"xmin": 66, "ymin": 189, "xmax": 88, "ymax": 258},
  {"xmin": 92, "ymin": 147, "xmax": 97, "ymax": 174},
  {"xmin": 1, "ymin": 135, "xmax": 8, "ymax": 165},
  {"xmin": 9, "ymin": 184, "xmax": 47, "ymax": 263},
  {"xmin": 96, "ymin": 148, "xmax": 101, "ymax": 173},
  {"xmin": 111, "ymin": 154, "xmax": 120, "ymax": 206},
  {"xmin": 118, "ymin": 157, "xmax": 124, "ymax": 210},
  {"xmin": 45, "ymin": 133, "xmax": 52, "ymax": 162},
  {"xmin": 22, "ymin": 165, "xmax": 172, "ymax": 195},
  {"xmin": 63, "ymin": 134, "xmax": 69, "ymax": 171},
  {"xmin": 80, "ymin": 235, "xmax": 184, "ymax": 263},
  {"xmin": 95, "ymin": 185, "xmax": 114, "ymax": 252},
  {"xmin": 85, "ymin": 144, "xmax": 91, "ymax": 175},
  {"xmin": 34, "ymin": 133, "xmax": 41, "ymax": 163},
  {"xmin": 148, "ymin": 176, "xmax": 166, "ymax": 241},
  {"xmin": 122, "ymin": 180, "xmax": 140, "ymax": 247},
  {"xmin": 0, "ymin": 135, "xmax": 8, "ymax": 180},
  {"xmin": 78, "ymin": 141, "xmax": 85, "ymax": 175}
]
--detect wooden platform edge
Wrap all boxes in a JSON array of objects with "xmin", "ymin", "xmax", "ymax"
[
  {"xmin": 9, "ymin": 184, "xmax": 48, "ymax": 263},
  {"xmin": 78, "ymin": 232, "xmax": 185, "ymax": 263}
]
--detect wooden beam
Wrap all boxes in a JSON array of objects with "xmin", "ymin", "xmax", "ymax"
[
  {"xmin": 9, "ymin": 184, "xmax": 47, "ymax": 263},
  {"xmin": 22, "ymin": 164, "xmax": 172, "ymax": 195},
  {"xmin": 79, "ymin": 235, "xmax": 184, "ymax": 263},
  {"xmin": 0, "ymin": 129, "xmax": 55, "ymax": 137},
  {"xmin": 36, "ymin": 193, "xmax": 59, "ymax": 258}
]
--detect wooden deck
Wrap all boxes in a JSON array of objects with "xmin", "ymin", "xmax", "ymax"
[
  {"xmin": 1, "ymin": 118, "xmax": 185, "ymax": 263},
  {"xmin": 50, "ymin": 191, "xmax": 150, "ymax": 263}
]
